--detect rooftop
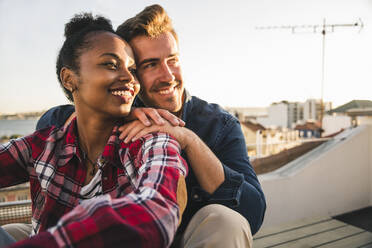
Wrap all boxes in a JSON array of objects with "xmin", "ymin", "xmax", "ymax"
[
  {"xmin": 254, "ymin": 208, "xmax": 372, "ymax": 248},
  {"xmin": 256, "ymin": 124, "xmax": 372, "ymax": 247},
  {"xmin": 328, "ymin": 100, "xmax": 372, "ymax": 114},
  {"xmin": 241, "ymin": 120, "xmax": 266, "ymax": 132},
  {"xmin": 294, "ymin": 121, "xmax": 322, "ymax": 131}
]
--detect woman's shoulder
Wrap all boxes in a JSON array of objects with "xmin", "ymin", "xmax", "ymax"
[{"xmin": 18, "ymin": 125, "xmax": 59, "ymax": 145}]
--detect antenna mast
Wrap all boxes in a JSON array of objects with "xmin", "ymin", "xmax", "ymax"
[{"xmin": 256, "ymin": 19, "xmax": 363, "ymax": 133}]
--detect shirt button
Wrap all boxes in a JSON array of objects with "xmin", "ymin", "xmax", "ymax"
[
  {"xmin": 103, "ymin": 177, "xmax": 108, "ymax": 180},
  {"xmin": 193, "ymin": 194, "xmax": 199, "ymax": 200}
]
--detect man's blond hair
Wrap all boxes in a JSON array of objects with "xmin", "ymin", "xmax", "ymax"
[{"xmin": 116, "ymin": 4, "xmax": 178, "ymax": 43}]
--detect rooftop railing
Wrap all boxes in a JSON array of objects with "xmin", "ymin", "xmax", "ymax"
[{"xmin": 0, "ymin": 200, "xmax": 31, "ymax": 225}]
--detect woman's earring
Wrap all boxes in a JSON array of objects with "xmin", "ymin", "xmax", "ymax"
[{"xmin": 68, "ymin": 85, "xmax": 77, "ymax": 93}]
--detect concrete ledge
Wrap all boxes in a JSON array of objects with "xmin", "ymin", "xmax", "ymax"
[{"xmin": 259, "ymin": 125, "xmax": 372, "ymax": 228}]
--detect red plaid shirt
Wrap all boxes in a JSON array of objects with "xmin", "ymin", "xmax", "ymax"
[{"xmin": 0, "ymin": 118, "xmax": 187, "ymax": 248}]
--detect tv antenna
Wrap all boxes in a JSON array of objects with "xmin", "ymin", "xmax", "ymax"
[{"xmin": 256, "ymin": 18, "xmax": 363, "ymax": 131}]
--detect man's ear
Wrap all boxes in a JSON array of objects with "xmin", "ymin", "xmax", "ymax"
[{"xmin": 60, "ymin": 67, "xmax": 77, "ymax": 93}]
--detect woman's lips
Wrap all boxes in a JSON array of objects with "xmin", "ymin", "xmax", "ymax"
[
  {"xmin": 110, "ymin": 86, "xmax": 134, "ymax": 96},
  {"xmin": 109, "ymin": 87, "xmax": 134, "ymax": 103},
  {"xmin": 111, "ymin": 90, "xmax": 133, "ymax": 97}
]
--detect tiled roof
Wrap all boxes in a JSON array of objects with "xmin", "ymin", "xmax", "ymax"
[
  {"xmin": 346, "ymin": 107, "xmax": 372, "ymax": 116},
  {"xmin": 294, "ymin": 122, "xmax": 322, "ymax": 131},
  {"xmin": 328, "ymin": 100, "xmax": 372, "ymax": 114},
  {"xmin": 241, "ymin": 121, "xmax": 266, "ymax": 132}
]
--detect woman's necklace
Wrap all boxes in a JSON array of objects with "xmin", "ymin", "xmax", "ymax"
[{"xmin": 82, "ymin": 150, "xmax": 98, "ymax": 176}]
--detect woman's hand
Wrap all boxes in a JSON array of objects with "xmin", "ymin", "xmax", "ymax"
[
  {"xmin": 126, "ymin": 107, "xmax": 185, "ymax": 127},
  {"xmin": 118, "ymin": 120, "xmax": 193, "ymax": 150}
]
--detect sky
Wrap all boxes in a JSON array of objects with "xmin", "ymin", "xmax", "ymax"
[{"xmin": 0, "ymin": 0, "xmax": 371, "ymax": 114}]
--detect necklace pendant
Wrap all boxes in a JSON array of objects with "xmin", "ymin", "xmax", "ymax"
[{"xmin": 90, "ymin": 167, "xmax": 96, "ymax": 176}]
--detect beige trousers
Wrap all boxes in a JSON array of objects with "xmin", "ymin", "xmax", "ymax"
[
  {"xmin": 180, "ymin": 204, "xmax": 253, "ymax": 248},
  {"xmin": 2, "ymin": 204, "xmax": 253, "ymax": 248},
  {"xmin": 2, "ymin": 223, "xmax": 32, "ymax": 242}
]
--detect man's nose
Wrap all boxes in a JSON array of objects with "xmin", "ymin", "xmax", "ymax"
[{"xmin": 159, "ymin": 62, "xmax": 175, "ymax": 82}]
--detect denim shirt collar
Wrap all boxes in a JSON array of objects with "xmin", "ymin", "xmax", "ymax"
[{"xmin": 181, "ymin": 89, "xmax": 192, "ymax": 123}]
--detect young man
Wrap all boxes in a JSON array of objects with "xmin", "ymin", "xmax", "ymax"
[{"xmin": 37, "ymin": 5, "xmax": 266, "ymax": 248}]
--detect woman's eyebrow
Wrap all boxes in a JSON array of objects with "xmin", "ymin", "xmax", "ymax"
[
  {"xmin": 100, "ymin": 52, "xmax": 136, "ymax": 67},
  {"xmin": 100, "ymin": 53, "xmax": 121, "ymax": 60}
]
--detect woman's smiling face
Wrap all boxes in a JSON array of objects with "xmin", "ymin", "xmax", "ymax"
[{"xmin": 69, "ymin": 31, "xmax": 139, "ymax": 119}]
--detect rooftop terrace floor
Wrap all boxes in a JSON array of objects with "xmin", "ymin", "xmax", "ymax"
[{"xmin": 254, "ymin": 207, "xmax": 372, "ymax": 248}]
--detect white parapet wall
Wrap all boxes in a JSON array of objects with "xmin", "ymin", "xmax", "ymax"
[
  {"xmin": 370, "ymin": 124, "xmax": 372, "ymax": 205},
  {"xmin": 322, "ymin": 115, "xmax": 351, "ymax": 136},
  {"xmin": 258, "ymin": 125, "xmax": 372, "ymax": 228}
]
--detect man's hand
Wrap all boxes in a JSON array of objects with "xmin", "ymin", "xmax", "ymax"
[
  {"xmin": 119, "ymin": 119, "xmax": 225, "ymax": 194},
  {"xmin": 119, "ymin": 120, "xmax": 192, "ymax": 150},
  {"xmin": 126, "ymin": 108, "xmax": 185, "ymax": 127}
]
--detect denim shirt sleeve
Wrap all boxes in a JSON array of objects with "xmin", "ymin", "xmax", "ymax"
[{"xmin": 193, "ymin": 116, "xmax": 266, "ymax": 234}]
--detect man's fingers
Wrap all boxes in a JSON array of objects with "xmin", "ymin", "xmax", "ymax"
[
  {"xmin": 123, "ymin": 122, "xmax": 148, "ymax": 143},
  {"xmin": 157, "ymin": 109, "xmax": 181, "ymax": 126},
  {"xmin": 119, "ymin": 122, "xmax": 137, "ymax": 140},
  {"xmin": 119, "ymin": 108, "xmax": 186, "ymax": 143},
  {"xmin": 135, "ymin": 111, "xmax": 152, "ymax": 126},
  {"xmin": 119, "ymin": 120, "xmax": 143, "ymax": 140},
  {"xmin": 130, "ymin": 107, "xmax": 185, "ymax": 127},
  {"xmin": 178, "ymin": 118, "xmax": 185, "ymax": 127},
  {"xmin": 143, "ymin": 108, "xmax": 165, "ymax": 125}
]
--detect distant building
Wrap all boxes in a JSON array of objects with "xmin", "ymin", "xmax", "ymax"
[
  {"xmin": 303, "ymin": 99, "xmax": 332, "ymax": 122},
  {"xmin": 240, "ymin": 119, "xmax": 301, "ymax": 158},
  {"xmin": 256, "ymin": 99, "xmax": 331, "ymax": 129},
  {"xmin": 347, "ymin": 108, "xmax": 372, "ymax": 126},
  {"xmin": 257, "ymin": 101, "xmax": 288, "ymax": 128},
  {"xmin": 0, "ymin": 183, "xmax": 30, "ymax": 202},
  {"xmin": 322, "ymin": 100, "xmax": 372, "ymax": 135},
  {"xmin": 224, "ymin": 107, "xmax": 268, "ymax": 122},
  {"xmin": 328, "ymin": 100, "xmax": 372, "ymax": 115},
  {"xmin": 0, "ymin": 111, "xmax": 44, "ymax": 120},
  {"xmin": 254, "ymin": 128, "xmax": 301, "ymax": 158},
  {"xmin": 240, "ymin": 120, "xmax": 266, "ymax": 156},
  {"xmin": 294, "ymin": 121, "xmax": 322, "ymax": 138},
  {"xmin": 288, "ymin": 102, "xmax": 304, "ymax": 128}
]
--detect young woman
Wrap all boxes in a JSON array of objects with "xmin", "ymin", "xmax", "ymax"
[{"xmin": 0, "ymin": 13, "xmax": 187, "ymax": 248}]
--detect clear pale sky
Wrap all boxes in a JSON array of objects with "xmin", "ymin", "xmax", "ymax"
[{"xmin": 0, "ymin": 0, "xmax": 371, "ymax": 114}]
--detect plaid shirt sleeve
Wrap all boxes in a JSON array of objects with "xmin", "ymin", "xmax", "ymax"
[
  {"xmin": 0, "ymin": 137, "xmax": 33, "ymax": 187},
  {"xmin": 11, "ymin": 133, "xmax": 188, "ymax": 248}
]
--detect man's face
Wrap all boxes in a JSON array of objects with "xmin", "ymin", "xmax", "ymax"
[{"xmin": 129, "ymin": 32, "xmax": 184, "ymax": 114}]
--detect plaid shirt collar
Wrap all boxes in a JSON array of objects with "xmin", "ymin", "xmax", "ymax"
[{"xmin": 53, "ymin": 118, "xmax": 127, "ymax": 168}]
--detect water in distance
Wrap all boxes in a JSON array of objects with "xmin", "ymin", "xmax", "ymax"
[{"xmin": 0, "ymin": 119, "xmax": 39, "ymax": 137}]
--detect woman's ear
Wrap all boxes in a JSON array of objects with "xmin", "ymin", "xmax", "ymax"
[{"xmin": 60, "ymin": 67, "xmax": 77, "ymax": 93}]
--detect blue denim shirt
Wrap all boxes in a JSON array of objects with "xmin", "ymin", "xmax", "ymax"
[{"xmin": 36, "ymin": 90, "xmax": 266, "ymax": 234}]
